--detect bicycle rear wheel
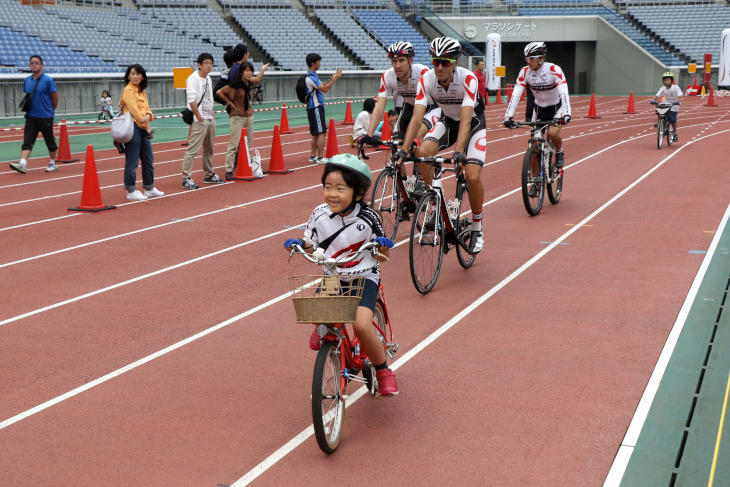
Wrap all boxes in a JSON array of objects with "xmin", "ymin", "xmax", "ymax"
[
  {"xmin": 409, "ymin": 192, "xmax": 444, "ymax": 294},
  {"xmin": 657, "ymin": 119, "xmax": 664, "ymax": 149},
  {"xmin": 521, "ymin": 146, "xmax": 544, "ymax": 216},
  {"xmin": 370, "ymin": 167, "xmax": 400, "ymax": 240},
  {"xmin": 455, "ymin": 180, "xmax": 476, "ymax": 269},
  {"xmin": 312, "ymin": 341, "xmax": 345, "ymax": 454},
  {"xmin": 546, "ymin": 151, "xmax": 563, "ymax": 205}
]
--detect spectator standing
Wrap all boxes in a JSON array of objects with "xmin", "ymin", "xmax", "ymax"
[
  {"xmin": 10, "ymin": 55, "xmax": 59, "ymax": 174},
  {"xmin": 305, "ymin": 53, "xmax": 342, "ymax": 164},
  {"xmin": 473, "ymin": 59, "xmax": 487, "ymax": 101},
  {"xmin": 217, "ymin": 61, "xmax": 269, "ymax": 179},
  {"xmin": 181, "ymin": 53, "xmax": 224, "ymax": 189},
  {"xmin": 119, "ymin": 64, "xmax": 163, "ymax": 201}
]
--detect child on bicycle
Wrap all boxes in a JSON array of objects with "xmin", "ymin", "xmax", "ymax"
[
  {"xmin": 652, "ymin": 71, "xmax": 682, "ymax": 142},
  {"xmin": 284, "ymin": 153, "xmax": 399, "ymax": 396},
  {"xmin": 97, "ymin": 90, "xmax": 114, "ymax": 120}
]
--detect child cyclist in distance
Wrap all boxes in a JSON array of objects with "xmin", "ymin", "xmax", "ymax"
[
  {"xmin": 284, "ymin": 153, "xmax": 399, "ymax": 396},
  {"xmin": 652, "ymin": 71, "xmax": 682, "ymax": 142}
]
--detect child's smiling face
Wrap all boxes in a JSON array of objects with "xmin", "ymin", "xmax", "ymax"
[{"xmin": 323, "ymin": 170, "xmax": 357, "ymax": 214}]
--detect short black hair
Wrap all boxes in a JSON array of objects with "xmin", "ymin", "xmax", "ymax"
[
  {"xmin": 363, "ymin": 97, "xmax": 375, "ymax": 113},
  {"xmin": 223, "ymin": 49, "xmax": 235, "ymax": 69},
  {"xmin": 239, "ymin": 61, "xmax": 254, "ymax": 75},
  {"xmin": 233, "ymin": 43, "xmax": 248, "ymax": 62},
  {"xmin": 29, "ymin": 54, "xmax": 43, "ymax": 65},
  {"xmin": 197, "ymin": 52, "xmax": 214, "ymax": 65},
  {"xmin": 306, "ymin": 53, "xmax": 322, "ymax": 68},
  {"xmin": 124, "ymin": 64, "xmax": 148, "ymax": 91}
]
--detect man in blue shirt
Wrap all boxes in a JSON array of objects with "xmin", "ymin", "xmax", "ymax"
[
  {"xmin": 305, "ymin": 53, "xmax": 341, "ymax": 164},
  {"xmin": 10, "ymin": 55, "xmax": 60, "ymax": 174}
]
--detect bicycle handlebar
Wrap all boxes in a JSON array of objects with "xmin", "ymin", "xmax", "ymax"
[
  {"xmin": 512, "ymin": 120, "xmax": 561, "ymax": 128},
  {"xmin": 650, "ymin": 101, "xmax": 680, "ymax": 106},
  {"xmin": 289, "ymin": 241, "xmax": 387, "ymax": 268}
]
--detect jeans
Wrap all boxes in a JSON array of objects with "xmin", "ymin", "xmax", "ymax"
[{"xmin": 124, "ymin": 124, "xmax": 154, "ymax": 191}]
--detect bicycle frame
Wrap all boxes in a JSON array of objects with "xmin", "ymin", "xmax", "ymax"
[
  {"xmin": 415, "ymin": 161, "xmax": 469, "ymax": 251},
  {"xmin": 526, "ymin": 122, "xmax": 558, "ymax": 185}
]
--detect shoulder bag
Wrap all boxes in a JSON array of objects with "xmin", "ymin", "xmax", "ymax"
[
  {"xmin": 110, "ymin": 110, "xmax": 135, "ymax": 143},
  {"xmin": 19, "ymin": 76, "xmax": 42, "ymax": 113},
  {"xmin": 181, "ymin": 79, "xmax": 208, "ymax": 125}
]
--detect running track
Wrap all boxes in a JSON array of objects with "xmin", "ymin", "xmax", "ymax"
[{"xmin": 1, "ymin": 96, "xmax": 728, "ymax": 486}]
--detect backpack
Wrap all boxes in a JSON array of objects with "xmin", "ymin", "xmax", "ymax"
[
  {"xmin": 295, "ymin": 75, "xmax": 310, "ymax": 104},
  {"xmin": 213, "ymin": 76, "xmax": 229, "ymax": 105}
]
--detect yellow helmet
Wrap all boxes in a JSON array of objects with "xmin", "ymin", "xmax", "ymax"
[{"xmin": 662, "ymin": 71, "xmax": 674, "ymax": 79}]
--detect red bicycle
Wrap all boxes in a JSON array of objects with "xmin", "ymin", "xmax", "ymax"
[{"xmin": 288, "ymin": 241, "xmax": 398, "ymax": 453}]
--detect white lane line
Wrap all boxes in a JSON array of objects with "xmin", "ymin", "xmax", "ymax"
[
  {"xmin": 226, "ymin": 128, "xmax": 730, "ymax": 486},
  {"xmin": 603, "ymin": 131, "xmax": 730, "ymax": 486}
]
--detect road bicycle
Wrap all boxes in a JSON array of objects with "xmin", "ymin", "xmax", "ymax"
[
  {"xmin": 288, "ymin": 242, "xmax": 398, "ymax": 454},
  {"xmin": 367, "ymin": 139, "xmax": 425, "ymax": 240},
  {"xmin": 650, "ymin": 101, "xmax": 680, "ymax": 149},
  {"xmin": 408, "ymin": 156, "xmax": 477, "ymax": 294},
  {"xmin": 511, "ymin": 120, "xmax": 563, "ymax": 216}
]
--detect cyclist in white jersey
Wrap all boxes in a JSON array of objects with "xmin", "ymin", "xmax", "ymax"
[
  {"xmin": 503, "ymin": 42, "xmax": 571, "ymax": 171},
  {"xmin": 361, "ymin": 42, "xmax": 441, "ymax": 150},
  {"xmin": 398, "ymin": 37, "xmax": 486, "ymax": 254},
  {"xmin": 651, "ymin": 71, "xmax": 682, "ymax": 142}
]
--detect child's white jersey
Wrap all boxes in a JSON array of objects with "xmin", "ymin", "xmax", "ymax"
[
  {"xmin": 304, "ymin": 203, "xmax": 385, "ymax": 282},
  {"xmin": 377, "ymin": 63, "xmax": 431, "ymax": 106},
  {"xmin": 505, "ymin": 62, "xmax": 571, "ymax": 119},
  {"xmin": 656, "ymin": 85, "xmax": 682, "ymax": 112},
  {"xmin": 414, "ymin": 66, "xmax": 482, "ymax": 120}
]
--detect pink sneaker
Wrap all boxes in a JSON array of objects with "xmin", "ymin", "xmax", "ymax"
[
  {"xmin": 376, "ymin": 368, "xmax": 399, "ymax": 396},
  {"xmin": 309, "ymin": 327, "xmax": 321, "ymax": 351}
]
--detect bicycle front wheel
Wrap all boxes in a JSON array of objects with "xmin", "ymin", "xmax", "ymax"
[
  {"xmin": 657, "ymin": 119, "xmax": 664, "ymax": 149},
  {"xmin": 312, "ymin": 341, "xmax": 345, "ymax": 454},
  {"xmin": 370, "ymin": 167, "xmax": 400, "ymax": 240},
  {"xmin": 522, "ymin": 146, "xmax": 544, "ymax": 216},
  {"xmin": 455, "ymin": 180, "xmax": 476, "ymax": 269},
  {"xmin": 409, "ymin": 192, "xmax": 444, "ymax": 294},
  {"xmin": 666, "ymin": 123, "xmax": 674, "ymax": 146},
  {"xmin": 546, "ymin": 151, "xmax": 563, "ymax": 205}
]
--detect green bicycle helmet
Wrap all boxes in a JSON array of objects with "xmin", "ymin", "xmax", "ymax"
[
  {"xmin": 325, "ymin": 153, "xmax": 372, "ymax": 192},
  {"xmin": 662, "ymin": 71, "xmax": 674, "ymax": 79}
]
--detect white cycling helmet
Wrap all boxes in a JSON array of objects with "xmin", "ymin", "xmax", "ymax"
[
  {"xmin": 429, "ymin": 37, "xmax": 461, "ymax": 59},
  {"xmin": 524, "ymin": 42, "xmax": 547, "ymax": 57},
  {"xmin": 388, "ymin": 41, "xmax": 415, "ymax": 59}
]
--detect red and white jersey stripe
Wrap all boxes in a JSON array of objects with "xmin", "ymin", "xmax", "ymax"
[
  {"xmin": 377, "ymin": 63, "xmax": 431, "ymax": 106},
  {"xmin": 415, "ymin": 66, "xmax": 481, "ymax": 120}
]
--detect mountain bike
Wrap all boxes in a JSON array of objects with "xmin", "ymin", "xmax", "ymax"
[
  {"xmin": 408, "ymin": 156, "xmax": 477, "ymax": 294},
  {"xmin": 367, "ymin": 139, "xmax": 424, "ymax": 240},
  {"xmin": 650, "ymin": 101, "xmax": 680, "ymax": 149},
  {"xmin": 288, "ymin": 242, "xmax": 398, "ymax": 454},
  {"xmin": 511, "ymin": 120, "xmax": 563, "ymax": 216}
]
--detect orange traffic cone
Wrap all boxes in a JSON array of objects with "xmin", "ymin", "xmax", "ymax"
[
  {"xmin": 585, "ymin": 93, "xmax": 601, "ymax": 118},
  {"xmin": 506, "ymin": 84, "xmax": 513, "ymax": 100},
  {"xmin": 280, "ymin": 103, "xmax": 293, "ymax": 134},
  {"xmin": 624, "ymin": 92, "xmax": 636, "ymax": 114},
  {"xmin": 378, "ymin": 111, "xmax": 392, "ymax": 151},
  {"xmin": 68, "ymin": 145, "xmax": 116, "ymax": 212},
  {"xmin": 325, "ymin": 118, "xmax": 339, "ymax": 158},
  {"xmin": 706, "ymin": 86, "xmax": 717, "ymax": 106},
  {"xmin": 495, "ymin": 87, "xmax": 502, "ymax": 104},
  {"xmin": 56, "ymin": 119, "xmax": 79, "ymax": 163},
  {"xmin": 266, "ymin": 125, "xmax": 292, "ymax": 174},
  {"xmin": 343, "ymin": 98, "xmax": 354, "ymax": 125},
  {"xmin": 231, "ymin": 128, "xmax": 260, "ymax": 181}
]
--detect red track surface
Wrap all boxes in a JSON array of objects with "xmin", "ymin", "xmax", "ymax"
[{"xmin": 1, "ymin": 96, "xmax": 728, "ymax": 486}]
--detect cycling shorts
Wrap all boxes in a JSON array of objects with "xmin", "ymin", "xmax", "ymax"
[
  {"xmin": 393, "ymin": 104, "xmax": 441, "ymax": 137},
  {"xmin": 334, "ymin": 276, "xmax": 378, "ymax": 312},
  {"xmin": 535, "ymin": 101, "xmax": 565, "ymax": 122},
  {"xmin": 423, "ymin": 115, "xmax": 487, "ymax": 167}
]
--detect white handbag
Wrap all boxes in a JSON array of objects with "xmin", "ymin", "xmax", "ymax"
[
  {"xmin": 110, "ymin": 110, "xmax": 134, "ymax": 143},
  {"xmin": 251, "ymin": 149, "xmax": 263, "ymax": 178}
]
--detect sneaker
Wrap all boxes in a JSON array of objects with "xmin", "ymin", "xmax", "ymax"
[
  {"xmin": 9, "ymin": 162, "xmax": 27, "ymax": 174},
  {"xmin": 204, "ymin": 174, "xmax": 225, "ymax": 184},
  {"xmin": 182, "ymin": 178, "xmax": 199, "ymax": 190},
  {"xmin": 126, "ymin": 190, "xmax": 148, "ymax": 201},
  {"xmin": 144, "ymin": 187, "xmax": 164, "ymax": 198},
  {"xmin": 468, "ymin": 230, "xmax": 484, "ymax": 254},
  {"xmin": 527, "ymin": 184, "xmax": 538, "ymax": 198},
  {"xmin": 554, "ymin": 152, "xmax": 565, "ymax": 169},
  {"xmin": 308, "ymin": 156, "xmax": 318, "ymax": 164},
  {"xmin": 376, "ymin": 368, "xmax": 399, "ymax": 396},
  {"xmin": 672, "ymin": 132, "xmax": 678, "ymax": 142},
  {"xmin": 225, "ymin": 172, "xmax": 235, "ymax": 180},
  {"xmin": 317, "ymin": 157, "xmax": 328, "ymax": 165},
  {"xmin": 45, "ymin": 163, "xmax": 57, "ymax": 173},
  {"xmin": 309, "ymin": 327, "xmax": 321, "ymax": 351}
]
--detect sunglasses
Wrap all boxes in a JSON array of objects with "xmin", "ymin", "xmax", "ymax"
[
  {"xmin": 525, "ymin": 56, "xmax": 542, "ymax": 61},
  {"xmin": 432, "ymin": 58, "xmax": 456, "ymax": 67}
]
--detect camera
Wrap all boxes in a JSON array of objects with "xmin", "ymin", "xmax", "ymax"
[{"xmin": 114, "ymin": 141, "xmax": 125, "ymax": 154}]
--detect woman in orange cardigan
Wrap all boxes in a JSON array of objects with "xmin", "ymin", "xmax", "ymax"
[{"xmin": 119, "ymin": 64, "xmax": 163, "ymax": 201}]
